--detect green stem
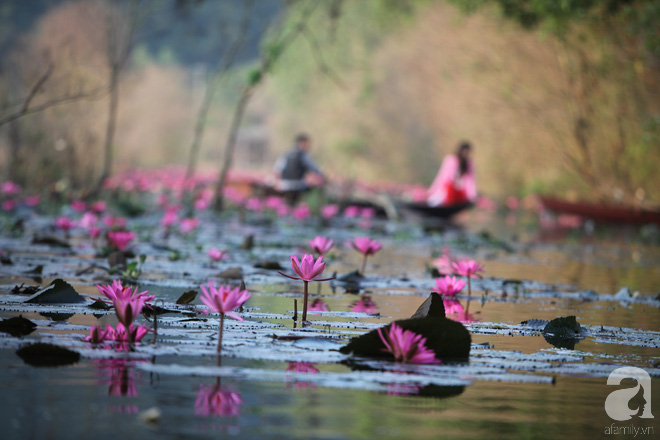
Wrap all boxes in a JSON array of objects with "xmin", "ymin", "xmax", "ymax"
[
  {"xmin": 302, "ymin": 281, "xmax": 309, "ymax": 322},
  {"xmin": 466, "ymin": 277, "xmax": 471, "ymax": 314},
  {"xmin": 217, "ymin": 313, "xmax": 225, "ymax": 353}
]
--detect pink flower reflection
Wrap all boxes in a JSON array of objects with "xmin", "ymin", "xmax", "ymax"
[
  {"xmin": 308, "ymin": 298, "xmax": 329, "ymax": 312},
  {"xmin": 442, "ymin": 298, "xmax": 478, "ymax": 323},
  {"xmin": 351, "ymin": 295, "xmax": 378, "ymax": 314},
  {"xmin": 94, "ymin": 358, "xmax": 140, "ymax": 398},
  {"xmin": 285, "ymin": 362, "xmax": 320, "ymax": 374},
  {"xmin": 195, "ymin": 385, "xmax": 242, "ymax": 417},
  {"xmin": 285, "ymin": 362, "xmax": 319, "ymax": 389}
]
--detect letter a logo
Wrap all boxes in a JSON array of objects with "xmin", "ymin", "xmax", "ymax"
[{"xmin": 605, "ymin": 367, "xmax": 654, "ymax": 421}]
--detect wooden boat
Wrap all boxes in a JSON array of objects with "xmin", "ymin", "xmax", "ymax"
[
  {"xmin": 539, "ymin": 196, "xmax": 660, "ymax": 225},
  {"xmin": 400, "ymin": 202, "xmax": 473, "ymax": 219}
]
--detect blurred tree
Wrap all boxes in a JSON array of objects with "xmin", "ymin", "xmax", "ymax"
[
  {"xmin": 184, "ymin": 0, "xmax": 254, "ymax": 184},
  {"xmin": 450, "ymin": 0, "xmax": 660, "ymax": 203}
]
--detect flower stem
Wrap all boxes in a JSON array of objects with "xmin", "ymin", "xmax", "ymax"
[
  {"xmin": 217, "ymin": 313, "xmax": 225, "ymax": 353},
  {"xmin": 361, "ymin": 254, "xmax": 368, "ymax": 275},
  {"xmin": 302, "ymin": 281, "xmax": 309, "ymax": 322},
  {"xmin": 466, "ymin": 277, "xmax": 471, "ymax": 314}
]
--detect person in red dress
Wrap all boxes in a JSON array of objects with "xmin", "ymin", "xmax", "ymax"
[{"xmin": 427, "ymin": 141, "xmax": 477, "ymax": 207}]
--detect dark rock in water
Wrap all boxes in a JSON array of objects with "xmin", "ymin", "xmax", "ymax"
[
  {"xmin": 543, "ymin": 316, "xmax": 583, "ymax": 350},
  {"xmin": 26, "ymin": 279, "xmax": 86, "ymax": 304},
  {"xmin": 0, "ymin": 315, "xmax": 37, "ymax": 336},
  {"xmin": 176, "ymin": 290, "xmax": 198, "ymax": 305},
  {"xmin": 217, "ymin": 267, "xmax": 243, "ymax": 280},
  {"xmin": 32, "ymin": 236, "xmax": 71, "ymax": 248},
  {"xmin": 340, "ymin": 293, "xmax": 471, "ymax": 360},
  {"xmin": 254, "ymin": 260, "xmax": 284, "ymax": 270},
  {"xmin": 0, "ymin": 253, "xmax": 13, "ymax": 265},
  {"xmin": 16, "ymin": 343, "xmax": 80, "ymax": 367}
]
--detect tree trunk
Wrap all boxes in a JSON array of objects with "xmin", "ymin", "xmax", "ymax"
[
  {"xmin": 185, "ymin": 78, "xmax": 218, "ymax": 183},
  {"xmin": 96, "ymin": 66, "xmax": 120, "ymax": 193},
  {"xmin": 212, "ymin": 86, "xmax": 253, "ymax": 211}
]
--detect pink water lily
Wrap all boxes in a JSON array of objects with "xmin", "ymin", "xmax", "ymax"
[
  {"xmin": 71, "ymin": 200, "xmax": 87, "ymax": 212},
  {"xmin": 452, "ymin": 259, "xmax": 484, "ymax": 316},
  {"xmin": 79, "ymin": 212, "xmax": 98, "ymax": 230},
  {"xmin": 352, "ymin": 236, "xmax": 382, "ymax": 256},
  {"xmin": 452, "ymin": 260, "xmax": 485, "ymax": 278},
  {"xmin": 432, "ymin": 276, "xmax": 466, "ymax": 297},
  {"xmin": 278, "ymin": 254, "xmax": 335, "ymax": 323},
  {"xmin": 309, "ymin": 236, "xmax": 333, "ymax": 256},
  {"xmin": 351, "ymin": 236, "xmax": 383, "ymax": 275},
  {"xmin": 199, "ymin": 283, "xmax": 251, "ymax": 321},
  {"xmin": 179, "ymin": 217, "xmax": 199, "ymax": 234},
  {"xmin": 208, "ymin": 247, "xmax": 227, "ymax": 263},
  {"xmin": 108, "ymin": 322, "xmax": 150, "ymax": 351},
  {"xmin": 321, "ymin": 204, "xmax": 339, "ymax": 219},
  {"xmin": 54, "ymin": 216, "xmax": 74, "ymax": 232},
  {"xmin": 280, "ymin": 254, "xmax": 333, "ymax": 283},
  {"xmin": 377, "ymin": 322, "xmax": 440, "ymax": 364},
  {"xmin": 96, "ymin": 280, "xmax": 154, "ymax": 325},
  {"xmin": 108, "ymin": 230, "xmax": 135, "ymax": 251},
  {"xmin": 200, "ymin": 282, "xmax": 251, "ymax": 352},
  {"xmin": 84, "ymin": 325, "xmax": 111, "ymax": 344},
  {"xmin": 1, "ymin": 181, "xmax": 21, "ymax": 195}
]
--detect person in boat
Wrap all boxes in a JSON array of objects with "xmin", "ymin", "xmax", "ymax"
[
  {"xmin": 427, "ymin": 141, "xmax": 476, "ymax": 207},
  {"xmin": 274, "ymin": 133, "xmax": 326, "ymax": 205}
]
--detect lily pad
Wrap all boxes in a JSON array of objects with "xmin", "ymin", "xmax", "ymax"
[
  {"xmin": 16, "ymin": 343, "xmax": 80, "ymax": 367},
  {"xmin": 0, "ymin": 315, "xmax": 37, "ymax": 336},
  {"xmin": 176, "ymin": 290, "xmax": 198, "ymax": 305},
  {"xmin": 26, "ymin": 279, "xmax": 86, "ymax": 304},
  {"xmin": 217, "ymin": 267, "xmax": 243, "ymax": 280},
  {"xmin": 340, "ymin": 293, "xmax": 471, "ymax": 360}
]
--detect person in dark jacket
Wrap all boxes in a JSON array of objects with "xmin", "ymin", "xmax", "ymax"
[{"xmin": 274, "ymin": 133, "xmax": 325, "ymax": 205}]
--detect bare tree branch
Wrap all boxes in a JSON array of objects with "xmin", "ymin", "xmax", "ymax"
[
  {"xmin": 0, "ymin": 62, "xmax": 107, "ymax": 128},
  {"xmin": 184, "ymin": 0, "xmax": 255, "ymax": 183}
]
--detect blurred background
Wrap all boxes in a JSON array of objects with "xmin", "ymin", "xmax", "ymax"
[{"xmin": 1, "ymin": 0, "xmax": 658, "ymax": 205}]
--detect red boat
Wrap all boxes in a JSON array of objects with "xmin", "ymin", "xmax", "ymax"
[{"xmin": 539, "ymin": 196, "xmax": 660, "ymax": 225}]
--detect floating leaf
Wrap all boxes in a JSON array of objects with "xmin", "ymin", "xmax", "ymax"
[
  {"xmin": 11, "ymin": 284, "xmax": 40, "ymax": 296},
  {"xmin": 217, "ymin": 267, "xmax": 243, "ymax": 280},
  {"xmin": 340, "ymin": 294, "xmax": 471, "ymax": 360},
  {"xmin": 16, "ymin": 343, "xmax": 80, "ymax": 367},
  {"xmin": 254, "ymin": 260, "xmax": 283, "ymax": 270},
  {"xmin": 31, "ymin": 236, "xmax": 70, "ymax": 248},
  {"xmin": 89, "ymin": 300, "xmax": 112, "ymax": 310},
  {"xmin": 410, "ymin": 292, "xmax": 446, "ymax": 319},
  {"xmin": 26, "ymin": 279, "xmax": 85, "ymax": 304},
  {"xmin": 176, "ymin": 290, "xmax": 198, "ymax": 305},
  {"xmin": 0, "ymin": 315, "xmax": 37, "ymax": 336}
]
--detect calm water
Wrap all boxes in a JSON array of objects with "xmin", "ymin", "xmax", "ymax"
[{"xmin": 1, "ymin": 210, "xmax": 659, "ymax": 439}]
